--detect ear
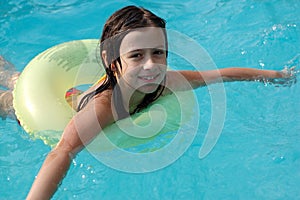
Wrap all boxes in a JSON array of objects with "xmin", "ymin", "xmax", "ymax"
[
  {"xmin": 110, "ymin": 63, "xmax": 117, "ymax": 72},
  {"xmin": 102, "ymin": 50, "xmax": 117, "ymax": 72},
  {"xmin": 101, "ymin": 50, "xmax": 109, "ymax": 68}
]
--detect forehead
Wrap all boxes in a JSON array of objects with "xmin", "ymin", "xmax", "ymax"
[{"xmin": 120, "ymin": 27, "xmax": 166, "ymax": 55}]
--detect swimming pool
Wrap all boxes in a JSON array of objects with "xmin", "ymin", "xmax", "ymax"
[{"xmin": 1, "ymin": 0, "xmax": 300, "ymax": 199}]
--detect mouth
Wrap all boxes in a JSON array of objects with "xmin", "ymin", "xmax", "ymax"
[{"xmin": 138, "ymin": 74, "xmax": 160, "ymax": 81}]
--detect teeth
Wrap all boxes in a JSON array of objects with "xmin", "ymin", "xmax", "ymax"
[
  {"xmin": 144, "ymin": 76, "xmax": 154, "ymax": 80},
  {"xmin": 140, "ymin": 76, "xmax": 155, "ymax": 80}
]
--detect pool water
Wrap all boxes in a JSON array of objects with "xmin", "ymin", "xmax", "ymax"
[{"xmin": 1, "ymin": 0, "xmax": 300, "ymax": 199}]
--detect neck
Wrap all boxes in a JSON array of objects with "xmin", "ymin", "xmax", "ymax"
[
  {"xmin": 113, "ymin": 78, "xmax": 146, "ymax": 114},
  {"xmin": 121, "ymin": 87, "xmax": 145, "ymax": 114}
]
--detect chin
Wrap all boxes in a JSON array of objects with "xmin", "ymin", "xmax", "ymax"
[{"xmin": 137, "ymin": 84, "xmax": 160, "ymax": 94}]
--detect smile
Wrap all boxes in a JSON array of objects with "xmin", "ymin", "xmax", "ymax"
[{"xmin": 138, "ymin": 74, "xmax": 159, "ymax": 81}]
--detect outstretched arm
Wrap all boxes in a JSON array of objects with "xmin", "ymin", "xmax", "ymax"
[
  {"xmin": 166, "ymin": 67, "xmax": 296, "ymax": 90},
  {"xmin": 26, "ymin": 93, "xmax": 114, "ymax": 199}
]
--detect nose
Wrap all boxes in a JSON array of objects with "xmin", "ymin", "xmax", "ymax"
[{"xmin": 143, "ymin": 55, "xmax": 155, "ymax": 70}]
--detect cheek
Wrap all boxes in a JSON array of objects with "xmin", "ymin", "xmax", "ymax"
[
  {"xmin": 158, "ymin": 62, "xmax": 167, "ymax": 74},
  {"xmin": 120, "ymin": 67, "xmax": 141, "ymax": 84},
  {"xmin": 122, "ymin": 65, "xmax": 140, "ymax": 76},
  {"xmin": 119, "ymin": 59, "xmax": 137, "ymax": 74}
]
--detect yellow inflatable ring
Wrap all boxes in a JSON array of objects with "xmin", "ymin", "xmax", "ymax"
[
  {"xmin": 13, "ymin": 39, "xmax": 197, "ymax": 152},
  {"xmin": 13, "ymin": 39, "xmax": 102, "ymax": 145}
]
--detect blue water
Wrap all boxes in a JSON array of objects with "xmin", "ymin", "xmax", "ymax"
[{"xmin": 1, "ymin": 0, "xmax": 300, "ymax": 199}]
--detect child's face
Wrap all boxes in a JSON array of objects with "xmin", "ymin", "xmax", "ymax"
[{"xmin": 118, "ymin": 27, "xmax": 167, "ymax": 94}]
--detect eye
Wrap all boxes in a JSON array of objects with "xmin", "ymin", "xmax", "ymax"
[
  {"xmin": 153, "ymin": 49, "xmax": 165, "ymax": 56},
  {"xmin": 128, "ymin": 51, "xmax": 144, "ymax": 60},
  {"xmin": 130, "ymin": 53, "xmax": 142, "ymax": 58}
]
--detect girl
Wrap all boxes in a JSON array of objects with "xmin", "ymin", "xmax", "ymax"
[{"xmin": 0, "ymin": 6, "xmax": 295, "ymax": 199}]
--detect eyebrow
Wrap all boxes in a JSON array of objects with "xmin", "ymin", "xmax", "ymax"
[{"xmin": 126, "ymin": 46, "xmax": 166, "ymax": 53}]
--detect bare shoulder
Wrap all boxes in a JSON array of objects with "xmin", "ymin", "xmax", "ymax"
[
  {"xmin": 61, "ymin": 89, "xmax": 114, "ymax": 151},
  {"xmin": 93, "ymin": 90, "xmax": 113, "ymax": 107},
  {"xmin": 89, "ymin": 89, "xmax": 115, "ymax": 125},
  {"xmin": 163, "ymin": 70, "xmax": 196, "ymax": 93}
]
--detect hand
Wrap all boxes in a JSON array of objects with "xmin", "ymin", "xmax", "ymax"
[
  {"xmin": 269, "ymin": 66, "xmax": 298, "ymax": 87},
  {"xmin": 281, "ymin": 66, "xmax": 297, "ymax": 78}
]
